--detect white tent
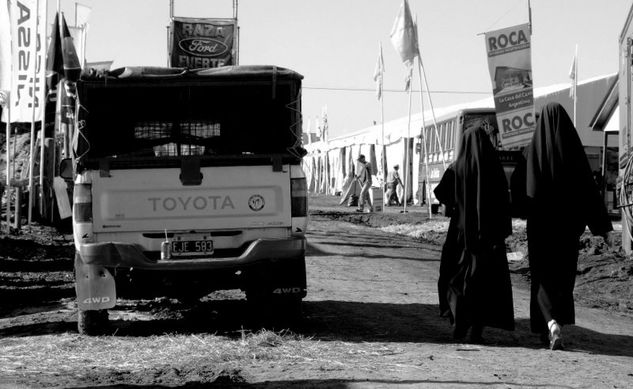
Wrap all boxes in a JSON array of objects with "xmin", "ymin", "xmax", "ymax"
[{"xmin": 303, "ymin": 74, "xmax": 619, "ymax": 205}]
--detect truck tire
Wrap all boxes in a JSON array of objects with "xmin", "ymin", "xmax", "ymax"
[
  {"xmin": 77, "ymin": 309, "xmax": 109, "ymax": 335},
  {"xmin": 246, "ymin": 290, "xmax": 302, "ymax": 328},
  {"xmin": 273, "ymin": 295, "xmax": 302, "ymax": 325}
]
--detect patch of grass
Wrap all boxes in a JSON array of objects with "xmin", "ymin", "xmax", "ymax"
[
  {"xmin": 0, "ymin": 329, "xmax": 327, "ymax": 376},
  {"xmin": 380, "ymin": 221, "xmax": 449, "ymax": 244}
]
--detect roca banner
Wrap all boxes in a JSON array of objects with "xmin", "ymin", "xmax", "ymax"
[
  {"xmin": 485, "ymin": 23, "xmax": 535, "ymax": 148},
  {"xmin": 169, "ymin": 17, "xmax": 236, "ymax": 69}
]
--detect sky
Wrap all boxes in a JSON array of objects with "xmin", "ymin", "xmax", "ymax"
[{"xmin": 51, "ymin": 0, "xmax": 632, "ymax": 138}]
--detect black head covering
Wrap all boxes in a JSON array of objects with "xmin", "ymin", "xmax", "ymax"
[
  {"xmin": 526, "ymin": 102, "xmax": 611, "ymax": 236},
  {"xmin": 438, "ymin": 125, "xmax": 511, "ymax": 252},
  {"xmin": 434, "ymin": 125, "xmax": 516, "ymax": 333}
]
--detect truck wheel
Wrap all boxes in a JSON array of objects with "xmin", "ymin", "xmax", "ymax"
[
  {"xmin": 77, "ymin": 309, "xmax": 109, "ymax": 335},
  {"xmin": 273, "ymin": 295, "xmax": 302, "ymax": 323},
  {"xmin": 246, "ymin": 290, "xmax": 302, "ymax": 328}
]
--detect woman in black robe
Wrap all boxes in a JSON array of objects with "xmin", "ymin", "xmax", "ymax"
[
  {"xmin": 434, "ymin": 123, "xmax": 515, "ymax": 342},
  {"xmin": 526, "ymin": 102, "xmax": 612, "ymax": 350}
]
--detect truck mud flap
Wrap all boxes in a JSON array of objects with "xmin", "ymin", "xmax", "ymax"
[{"xmin": 75, "ymin": 253, "xmax": 116, "ymax": 310}]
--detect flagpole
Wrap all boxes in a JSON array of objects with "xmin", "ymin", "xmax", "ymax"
[
  {"xmin": 167, "ymin": 0, "xmax": 174, "ymax": 66},
  {"xmin": 380, "ymin": 86, "xmax": 386, "ymax": 185},
  {"xmin": 39, "ymin": 0, "xmax": 48, "ymax": 219},
  {"xmin": 417, "ymin": 57, "xmax": 445, "ymax": 171},
  {"xmin": 5, "ymin": 103, "xmax": 11, "ymax": 232},
  {"xmin": 403, "ymin": 66, "xmax": 412, "ymax": 214},
  {"xmin": 528, "ymin": 0, "xmax": 532, "ymax": 34},
  {"xmin": 574, "ymin": 44, "xmax": 578, "ymax": 127},
  {"xmin": 376, "ymin": 41, "xmax": 387, "ymax": 187},
  {"xmin": 81, "ymin": 23, "xmax": 87, "ymax": 66},
  {"xmin": 28, "ymin": 0, "xmax": 41, "ymax": 226},
  {"xmin": 415, "ymin": 58, "xmax": 432, "ymax": 219}
]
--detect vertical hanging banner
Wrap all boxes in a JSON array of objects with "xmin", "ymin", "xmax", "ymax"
[
  {"xmin": 9, "ymin": 0, "xmax": 46, "ymax": 122},
  {"xmin": 485, "ymin": 23, "xmax": 535, "ymax": 148},
  {"xmin": 169, "ymin": 17, "xmax": 236, "ymax": 69},
  {"xmin": 1, "ymin": 0, "xmax": 11, "ymax": 122}
]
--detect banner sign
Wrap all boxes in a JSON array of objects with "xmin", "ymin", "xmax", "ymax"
[
  {"xmin": 9, "ymin": 0, "xmax": 46, "ymax": 122},
  {"xmin": 169, "ymin": 17, "xmax": 236, "ymax": 69},
  {"xmin": 485, "ymin": 23, "xmax": 535, "ymax": 148},
  {"xmin": 0, "ymin": 0, "xmax": 10, "ymax": 122}
]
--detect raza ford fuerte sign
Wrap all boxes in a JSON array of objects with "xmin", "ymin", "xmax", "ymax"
[
  {"xmin": 169, "ymin": 17, "xmax": 236, "ymax": 68},
  {"xmin": 485, "ymin": 23, "xmax": 536, "ymax": 148}
]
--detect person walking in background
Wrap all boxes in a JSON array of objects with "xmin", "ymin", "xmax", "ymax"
[
  {"xmin": 386, "ymin": 164, "xmax": 404, "ymax": 206},
  {"xmin": 356, "ymin": 154, "xmax": 373, "ymax": 212},
  {"xmin": 526, "ymin": 102, "xmax": 613, "ymax": 350},
  {"xmin": 433, "ymin": 123, "xmax": 515, "ymax": 342}
]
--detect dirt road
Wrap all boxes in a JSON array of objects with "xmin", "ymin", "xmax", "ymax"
[
  {"xmin": 1, "ymin": 208, "xmax": 633, "ymax": 387},
  {"xmin": 304, "ymin": 214, "xmax": 633, "ymax": 388}
]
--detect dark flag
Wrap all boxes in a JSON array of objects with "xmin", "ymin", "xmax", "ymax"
[
  {"xmin": 59, "ymin": 13, "xmax": 81, "ymax": 125},
  {"xmin": 60, "ymin": 14, "xmax": 81, "ymax": 82},
  {"xmin": 44, "ymin": 13, "xmax": 63, "ymax": 136},
  {"xmin": 46, "ymin": 13, "xmax": 63, "ymax": 90}
]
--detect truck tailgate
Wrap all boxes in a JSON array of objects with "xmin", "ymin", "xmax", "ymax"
[{"xmin": 90, "ymin": 165, "xmax": 291, "ymax": 233}]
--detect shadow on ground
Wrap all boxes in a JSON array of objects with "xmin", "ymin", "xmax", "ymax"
[
  {"xmin": 2, "ymin": 297, "xmax": 632, "ymax": 359},
  {"xmin": 68, "ymin": 378, "xmax": 572, "ymax": 389}
]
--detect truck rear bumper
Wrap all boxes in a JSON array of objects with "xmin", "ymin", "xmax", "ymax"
[{"xmin": 77, "ymin": 237, "xmax": 306, "ymax": 271}]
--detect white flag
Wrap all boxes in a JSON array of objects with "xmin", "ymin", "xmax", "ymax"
[
  {"xmin": 0, "ymin": 0, "xmax": 11, "ymax": 121},
  {"xmin": 404, "ymin": 66, "xmax": 412, "ymax": 92},
  {"xmin": 75, "ymin": 3, "xmax": 91, "ymax": 26},
  {"xmin": 9, "ymin": 0, "xmax": 47, "ymax": 122},
  {"xmin": 373, "ymin": 42, "xmax": 385, "ymax": 100},
  {"xmin": 390, "ymin": 0, "xmax": 418, "ymax": 68},
  {"xmin": 320, "ymin": 106, "xmax": 328, "ymax": 143},
  {"xmin": 568, "ymin": 49, "xmax": 577, "ymax": 99}
]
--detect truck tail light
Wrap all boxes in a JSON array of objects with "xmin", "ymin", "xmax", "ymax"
[
  {"xmin": 291, "ymin": 177, "xmax": 307, "ymax": 217},
  {"xmin": 73, "ymin": 183, "xmax": 95, "ymax": 245},
  {"xmin": 74, "ymin": 184, "xmax": 93, "ymax": 222}
]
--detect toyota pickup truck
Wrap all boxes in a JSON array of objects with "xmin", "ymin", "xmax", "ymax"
[{"xmin": 61, "ymin": 65, "xmax": 308, "ymax": 334}]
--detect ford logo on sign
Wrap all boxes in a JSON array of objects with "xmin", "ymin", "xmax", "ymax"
[{"xmin": 178, "ymin": 38, "xmax": 228, "ymax": 57}]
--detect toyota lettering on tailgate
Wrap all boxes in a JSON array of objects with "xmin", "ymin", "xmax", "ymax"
[{"xmin": 148, "ymin": 195, "xmax": 235, "ymax": 212}]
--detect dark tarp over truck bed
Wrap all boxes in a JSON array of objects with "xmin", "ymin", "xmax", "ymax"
[{"xmin": 75, "ymin": 65, "xmax": 305, "ymax": 165}]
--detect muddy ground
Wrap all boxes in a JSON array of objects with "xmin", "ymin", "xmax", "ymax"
[
  {"xmin": 309, "ymin": 195, "xmax": 633, "ymax": 317},
  {"xmin": 0, "ymin": 194, "xmax": 632, "ymax": 388}
]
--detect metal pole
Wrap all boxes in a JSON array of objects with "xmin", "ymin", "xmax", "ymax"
[
  {"xmin": 380, "ymin": 79, "xmax": 386, "ymax": 185},
  {"xmin": 82, "ymin": 24, "xmax": 86, "ymax": 66},
  {"xmin": 11, "ymin": 119, "xmax": 15, "ymax": 190},
  {"xmin": 166, "ymin": 25, "xmax": 170, "ymax": 67},
  {"xmin": 625, "ymin": 39, "xmax": 633, "ymax": 254},
  {"xmin": 234, "ymin": 0, "xmax": 239, "ymax": 65},
  {"xmin": 376, "ymin": 42, "xmax": 387, "ymax": 188},
  {"xmin": 601, "ymin": 132, "xmax": 609, "ymax": 203},
  {"xmin": 5, "ymin": 105, "xmax": 11, "ymax": 232},
  {"xmin": 403, "ymin": 66, "xmax": 413, "ymax": 214},
  {"xmin": 418, "ymin": 56, "xmax": 445, "ymax": 171},
  {"xmin": 416, "ymin": 58, "xmax": 432, "ymax": 219},
  {"xmin": 27, "ymin": 0, "xmax": 41, "ymax": 226},
  {"xmin": 39, "ymin": 0, "xmax": 48, "ymax": 218},
  {"xmin": 574, "ymin": 44, "xmax": 578, "ymax": 127},
  {"xmin": 528, "ymin": 0, "xmax": 532, "ymax": 34}
]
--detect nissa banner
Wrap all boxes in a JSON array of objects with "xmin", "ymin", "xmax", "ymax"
[
  {"xmin": 485, "ymin": 23, "xmax": 535, "ymax": 148},
  {"xmin": 9, "ymin": 0, "xmax": 46, "ymax": 122},
  {"xmin": 170, "ymin": 17, "xmax": 236, "ymax": 69}
]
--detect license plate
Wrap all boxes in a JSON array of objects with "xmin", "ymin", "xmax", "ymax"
[{"xmin": 171, "ymin": 239, "xmax": 214, "ymax": 257}]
